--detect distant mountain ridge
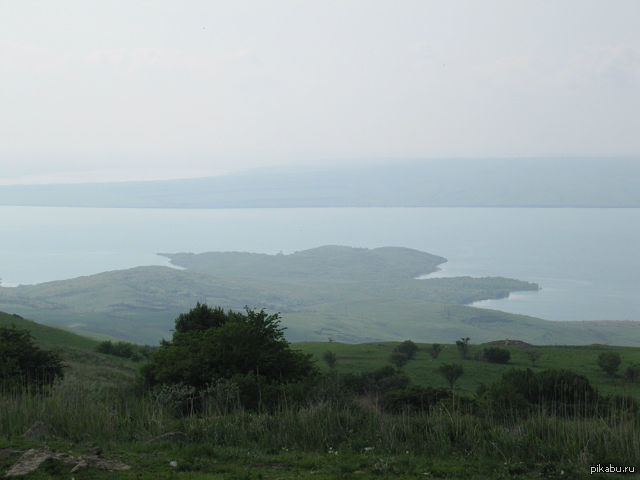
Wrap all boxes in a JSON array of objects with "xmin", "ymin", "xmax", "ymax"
[{"xmin": 1, "ymin": 158, "xmax": 638, "ymax": 208}]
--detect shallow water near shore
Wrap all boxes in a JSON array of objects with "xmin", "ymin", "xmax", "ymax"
[{"xmin": 0, "ymin": 206, "xmax": 638, "ymax": 322}]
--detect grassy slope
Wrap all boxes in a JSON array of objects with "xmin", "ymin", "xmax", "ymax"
[
  {"xmin": 0, "ymin": 311, "xmax": 137, "ymax": 388},
  {"xmin": 2, "ymin": 316, "xmax": 640, "ymax": 479}
]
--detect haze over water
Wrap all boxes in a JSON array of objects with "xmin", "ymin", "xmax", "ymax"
[{"xmin": 1, "ymin": 206, "xmax": 638, "ymax": 323}]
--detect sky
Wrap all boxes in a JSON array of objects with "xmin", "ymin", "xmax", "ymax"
[{"xmin": 1, "ymin": 0, "xmax": 639, "ymax": 184}]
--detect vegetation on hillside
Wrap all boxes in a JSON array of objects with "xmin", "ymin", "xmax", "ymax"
[{"xmin": 2, "ymin": 309, "xmax": 640, "ymax": 478}]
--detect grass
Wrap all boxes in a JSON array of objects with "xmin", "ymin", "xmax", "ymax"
[
  {"xmin": 1, "ymin": 377, "xmax": 638, "ymax": 479},
  {"xmin": 297, "ymin": 341, "xmax": 640, "ymax": 400},
  {"xmin": 2, "ymin": 318, "xmax": 640, "ymax": 478}
]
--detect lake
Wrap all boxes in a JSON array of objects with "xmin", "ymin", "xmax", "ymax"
[{"xmin": 0, "ymin": 206, "xmax": 638, "ymax": 322}]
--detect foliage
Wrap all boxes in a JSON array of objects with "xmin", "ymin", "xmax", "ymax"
[
  {"xmin": 322, "ymin": 351, "xmax": 337, "ymax": 369},
  {"xmin": 479, "ymin": 368, "xmax": 618, "ymax": 417},
  {"xmin": 482, "ymin": 347, "xmax": 511, "ymax": 364},
  {"xmin": 393, "ymin": 340, "xmax": 419, "ymax": 360},
  {"xmin": 456, "ymin": 337, "xmax": 470, "ymax": 360},
  {"xmin": 524, "ymin": 348, "xmax": 542, "ymax": 366},
  {"xmin": 141, "ymin": 304, "xmax": 317, "ymax": 409},
  {"xmin": 598, "ymin": 351, "xmax": 622, "ymax": 377},
  {"xmin": 428, "ymin": 343, "xmax": 443, "ymax": 359},
  {"xmin": 96, "ymin": 340, "xmax": 153, "ymax": 362},
  {"xmin": 0, "ymin": 325, "xmax": 64, "ymax": 390},
  {"xmin": 389, "ymin": 351, "xmax": 409, "ymax": 368},
  {"xmin": 624, "ymin": 364, "xmax": 640, "ymax": 383},
  {"xmin": 438, "ymin": 363, "xmax": 464, "ymax": 391},
  {"xmin": 341, "ymin": 366, "xmax": 410, "ymax": 396}
]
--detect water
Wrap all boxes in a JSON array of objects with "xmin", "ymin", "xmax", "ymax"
[{"xmin": 0, "ymin": 206, "xmax": 638, "ymax": 322}]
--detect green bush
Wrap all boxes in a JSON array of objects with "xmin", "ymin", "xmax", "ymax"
[
  {"xmin": 141, "ymin": 304, "xmax": 317, "ymax": 410},
  {"xmin": 393, "ymin": 340, "xmax": 419, "ymax": 360},
  {"xmin": 481, "ymin": 368, "xmax": 606, "ymax": 417},
  {"xmin": 483, "ymin": 347, "xmax": 511, "ymax": 364},
  {"xmin": 0, "ymin": 326, "xmax": 64, "ymax": 391},
  {"xmin": 598, "ymin": 352, "xmax": 622, "ymax": 377}
]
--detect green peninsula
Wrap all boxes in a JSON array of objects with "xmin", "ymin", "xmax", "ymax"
[{"xmin": 1, "ymin": 245, "xmax": 635, "ymax": 346}]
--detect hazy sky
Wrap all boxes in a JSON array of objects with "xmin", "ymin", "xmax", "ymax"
[{"xmin": 1, "ymin": 1, "xmax": 639, "ymax": 184}]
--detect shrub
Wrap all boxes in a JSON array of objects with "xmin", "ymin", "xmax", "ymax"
[
  {"xmin": 482, "ymin": 368, "xmax": 602, "ymax": 417},
  {"xmin": 483, "ymin": 347, "xmax": 511, "ymax": 364},
  {"xmin": 624, "ymin": 364, "xmax": 640, "ymax": 383},
  {"xmin": 456, "ymin": 337, "xmax": 470, "ymax": 360},
  {"xmin": 0, "ymin": 326, "xmax": 64, "ymax": 391},
  {"xmin": 438, "ymin": 363, "xmax": 464, "ymax": 391},
  {"xmin": 428, "ymin": 343, "xmax": 443, "ymax": 359},
  {"xmin": 322, "ymin": 351, "xmax": 337, "ymax": 369},
  {"xmin": 389, "ymin": 351, "xmax": 409, "ymax": 368},
  {"xmin": 141, "ymin": 304, "xmax": 317, "ymax": 410},
  {"xmin": 598, "ymin": 352, "xmax": 622, "ymax": 377},
  {"xmin": 393, "ymin": 340, "xmax": 419, "ymax": 360}
]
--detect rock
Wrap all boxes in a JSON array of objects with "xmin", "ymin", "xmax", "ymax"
[
  {"xmin": 22, "ymin": 421, "xmax": 49, "ymax": 440},
  {"xmin": 4, "ymin": 449, "xmax": 53, "ymax": 477},
  {"xmin": 3, "ymin": 448, "xmax": 130, "ymax": 477},
  {"xmin": 148, "ymin": 431, "xmax": 188, "ymax": 443}
]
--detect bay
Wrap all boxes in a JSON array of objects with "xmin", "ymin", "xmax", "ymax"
[{"xmin": 0, "ymin": 206, "xmax": 638, "ymax": 322}]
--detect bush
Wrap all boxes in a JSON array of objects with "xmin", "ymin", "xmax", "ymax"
[
  {"xmin": 0, "ymin": 326, "xmax": 64, "ymax": 390},
  {"xmin": 381, "ymin": 385, "xmax": 450, "ymax": 412},
  {"xmin": 428, "ymin": 343, "xmax": 443, "ymax": 359},
  {"xmin": 141, "ymin": 304, "xmax": 317, "ymax": 410},
  {"xmin": 456, "ymin": 337, "xmax": 470, "ymax": 360},
  {"xmin": 389, "ymin": 351, "xmax": 409, "ymax": 368},
  {"xmin": 624, "ymin": 364, "xmax": 640, "ymax": 383},
  {"xmin": 393, "ymin": 340, "xmax": 419, "ymax": 360},
  {"xmin": 481, "ymin": 368, "xmax": 602, "ymax": 417},
  {"xmin": 438, "ymin": 363, "xmax": 464, "ymax": 391},
  {"xmin": 341, "ymin": 366, "xmax": 409, "ymax": 395},
  {"xmin": 598, "ymin": 352, "xmax": 622, "ymax": 377},
  {"xmin": 483, "ymin": 347, "xmax": 511, "ymax": 364}
]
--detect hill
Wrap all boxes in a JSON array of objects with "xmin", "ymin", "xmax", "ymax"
[{"xmin": 0, "ymin": 158, "xmax": 638, "ymax": 208}]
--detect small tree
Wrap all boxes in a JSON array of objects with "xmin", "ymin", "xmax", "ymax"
[
  {"xmin": 456, "ymin": 337, "xmax": 470, "ymax": 360},
  {"xmin": 598, "ymin": 352, "xmax": 622, "ymax": 377},
  {"xmin": 394, "ymin": 340, "xmax": 419, "ymax": 360},
  {"xmin": 438, "ymin": 363, "xmax": 464, "ymax": 391},
  {"xmin": 322, "ymin": 351, "xmax": 337, "ymax": 370},
  {"xmin": 524, "ymin": 348, "xmax": 542, "ymax": 367},
  {"xmin": 429, "ymin": 343, "xmax": 443, "ymax": 359}
]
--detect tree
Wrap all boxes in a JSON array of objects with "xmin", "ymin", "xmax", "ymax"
[
  {"xmin": 141, "ymin": 304, "xmax": 317, "ymax": 398},
  {"xmin": 524, "ymin": 348, "xmax": 542, "ymax": 367},
  {"xmin": 0, "ymin": 326, "xmax": 64, "ymax": 390},
  {"xmin": 598, "ymin": 352, "xmax": 622, "ymax": 377},
  {"xmin": 322, "ymin": 351, "xmax": 337, "ymax": 369},
  {"xmin": 428, "ymin": 343, "xmax": 443, "ymax": 359},
  {"xmin": 456, "ymin": 337, "xmax": 470, "ymax": 360},
  {"xmin": 438, "ymin": 363, "xmax": 464, "ymax": 391},
  {"xmin": 483, "ymin": 347, "xmax": 510, "ymax": 364},
  {"xmin": 624, "ymin": 364, "xmax": 640, "ymax": 383},
  {"xmin": 394, "ymin": 340, "xmax": 419, "ymax": 360}
]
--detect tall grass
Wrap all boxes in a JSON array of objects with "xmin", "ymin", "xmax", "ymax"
[{"xmin": 1, "ymin": 378, "xmax": 638, "ymax": 468}]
